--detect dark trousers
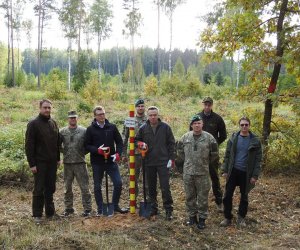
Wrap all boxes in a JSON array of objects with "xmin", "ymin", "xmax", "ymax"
[
  {"xmin": 209, "ymin": 161, "xmax": 223, "ymax": 205},
  {"xmin": 223, "ymin": 167, "xmax": 248, "ymax": 219},
  {"xmin": 146, "ymin": 165, "xmax": 173, "ymax": 212},
  {"xmin": 32, "ymin": 162, "xmax": 57, "ymax": 217},
  {"xmin": 92, "ymin": 162, "xmax": 122, "ymax": 213}
]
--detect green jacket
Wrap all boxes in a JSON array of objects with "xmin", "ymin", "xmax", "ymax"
[
  {"xmin": 221, "ymin": 131, "xmax": 262, "ymax": 194},
  {"xmin": 177, "ymin": 131, "xmax": 219, "ymax": 176},
  {"xmin": 60, "ymin": 126, "xmax": 86, "ymax": 164}
]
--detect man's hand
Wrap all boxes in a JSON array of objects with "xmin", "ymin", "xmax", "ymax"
[
  {"xmin": 222, "ymin": 173, "xmax": 228, "ymax": 181},
  {"xmin": 111, "ymin": 153, "xmax": 120, "ymax": 162},
  {"xmin": 250, "ymin": 177, "xmax": 257, "ymax": 185},
  {"xmin": 167, "ymin": 160, "xmax": 175, "ymax": 169},
  {"xmin": 137, "ymin": 141, "xmax": 147, "ymax": 150},
  {"xmin": 31, "ymin": 166, "xmax": 37, "ymax": 174},
  {"xmin": 98, "ymin": 144, "xmax": 109, "ymax": 155},
  {"xmin": 122, "ymin": 156, "xmax": 128, "ymax": 163},
  {"xmin": 57, "ymin": 160, "xmax": 62, "ymax": 166}
]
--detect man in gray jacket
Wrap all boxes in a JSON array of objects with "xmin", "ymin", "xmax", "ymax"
[
  {"xmin": 60, "ymin": 111, "xmax": 92, "ymax": 217},
  {"xmin": 136, "ymin": 106, "xmax": 175, "ymax": 220}
]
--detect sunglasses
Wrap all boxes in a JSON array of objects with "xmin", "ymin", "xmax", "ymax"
[{"xmin": 240, "ymin": 124, "xmax": 249, "ymax": 127}]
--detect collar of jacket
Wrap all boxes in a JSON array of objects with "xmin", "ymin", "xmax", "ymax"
[
  {"xmin": 92, "ymin": 118, "xmax": 110, "ymax": 128},
  {"xmin": 201, "ymin": 110, "xmax": 214, "ymax": 117},
  {"xmin": 232, "ymin": 130, "xmax": 257, "ymax": 153},
  {"xmin": 38, "ymin": 113, "xmax": 51, "ymax": 122}
]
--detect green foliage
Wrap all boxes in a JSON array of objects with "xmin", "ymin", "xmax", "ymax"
[
  {"xmin": 144, "ymin": 74, "xmax": 158, "ymax": 96},
  {"xmin": 16, "ymin": 69, "xmax": 27, "ymax": 86},
  {"xmin": 160, "ymin": 75, "xmax": 184, "ymax": 98},
  {"xmin": 23, "ymin": 73, "xmax": 36, "ymax": 90},
  {"xmin": 215, "ymin": 71, "xmax": 224, "ymax": 86},
  {"xmin": 184, "ymin": 75, "xmax": 202, "ymax": 97},
  {"xmin": 173, "ymin": 57, "xmax": 185, "ymax": 78},
  {"xmin": 45, "ymin": 73, "xmax": 67, "ymax": 100},
  {"xmin": 73, "ymin": 53, "xmax": 91, "ymax": 92},
  {"xmin": 203, "ymin": 73, "xmax": 211, "ymax": 84},
  {"xmin": 4, "ymin": 71, "xmax": 13, "ymax": 87},
  {"xmin": 77, "ymin": 100, "xmax": 93, "ymax": 113},
  {"xmin": 81, "ymin": 77, "xmax": 103, "ymax": 105}
]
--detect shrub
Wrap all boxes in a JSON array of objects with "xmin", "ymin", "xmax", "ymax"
[
  {"xmin": 144, "ymin": 74, "xmax": 158, "ymax": 96},
  {"xmin": 45, "ymin": 73, "xmax": 67, "ymax": 100},
  {"xmin": 184, "ymin": 76, "xmax": 202, "ymax": 97}
]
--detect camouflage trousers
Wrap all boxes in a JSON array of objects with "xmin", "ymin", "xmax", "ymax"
[
  {"xmin": 183, "ymin": 174, "xmax": 211, "ymax": 219},
  {"xmin": 64, "ymin": 163, "xmax": 92, "ymax": 212}
]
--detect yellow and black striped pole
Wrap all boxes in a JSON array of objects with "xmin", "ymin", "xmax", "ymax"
[{"xmin": 129, "ymin": 104, "xmax": 136, "ymax": 213}]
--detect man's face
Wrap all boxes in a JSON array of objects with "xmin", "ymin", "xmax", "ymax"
[
  {"xmin": 68, "ymin": 117, "xmax": 77, "ymax": 127},
  {"xmin": 148, "ymin": 109, "xmax": 159, "ymax": 125},
  {"xmin": 239, "ymin": 120, "xmax": 250, "ymax": 133},
  {"xmin": 136, "ymin": 104, "xmax": 145, "ymax": 116},
  {"xmin": 95, "ymin": 110, "xmax": 106, "ymax": 123},
  {"xmin": 203, "ymin": 102, "xmax": 213, "ymax": 113},
  {"xmin": 191, "ymin": 120, "xmax": 203, "ymax": 133},
  {"xmin": 40, "ymin": 102, "xmax": 52, "ymax": 117}
]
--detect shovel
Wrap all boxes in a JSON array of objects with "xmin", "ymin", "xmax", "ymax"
[
  {"xmin": 138, "ymin": 146, "xmax": 151, "ymax": 218},
  {"xmin": 102, "ymin": 147, "xmax": 114, "ymax": 217}
]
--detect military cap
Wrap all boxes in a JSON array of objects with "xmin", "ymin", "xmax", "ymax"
[
  {"xmin": 135, "ymin": 98, "xmax": 145, "ymax": 107},
  {"xmin": 68, "ymin": 110, "xmax": 78, "ymax": 118},
  {"xmin": 202, "ymin": 96, "xmax": 213, "ymax": 104}
]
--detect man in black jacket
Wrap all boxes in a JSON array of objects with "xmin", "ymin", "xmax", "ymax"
[
  {"xmin": 197, "ymin": 97, "xmax": 227, "ymax": 211},
  {"xmin": 25, "ymin": 99, "xmax": 60, "ymax": 223},
  {"xmin": 136, "ymin": 106, "xmax": 175, "ymax": 220},
  {"xmin": 85, "ymin": 106, "xmax": 128, "ymax": 215}
]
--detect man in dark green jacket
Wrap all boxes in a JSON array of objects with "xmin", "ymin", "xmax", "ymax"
[
  {"xmin": 136, "ymin": 106, "xmax": 175, "ymax": 220},
  {"xmin": 220, "ymin": 117, "xmax": 262, "ymax": 227},
  {"xmin": 25, "ymin": 99, "xmax": 60, "ymax": 224}
]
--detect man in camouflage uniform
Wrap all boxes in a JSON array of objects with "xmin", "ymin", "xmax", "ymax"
[
  {"xmin": 123, "ymin": 99, "xmax": 147, "ymax": 201},
  {"xmin": 178, "ymin": 115, "xmax": 219, "ymax": 229},
  {"xmin": 60, "ymin": 111, "xmax": 92, "ymax": 217},
  {"xmin": 194, "ymin": 97, "xmax": 227, "ymax": 211}
]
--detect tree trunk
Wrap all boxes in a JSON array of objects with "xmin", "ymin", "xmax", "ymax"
[
  {"xmin": 157, "ymin": 1, "xmax": 161, "ymax": 85},
  {"xmin": 97, "ymin": 32, "xmax": 102, "ymax": 85},
  {"xmin": 37, "ymin": 0, "xmax": 41, "ymax": 88},
  {"xmin": 168, "ymin": 11, "xmax": 173, "ymax": 79},
  {"xmin": 116, "ymin": 44, "xmax": 121, "ymax": 84},
  {"xmin": 68, "ymin": 38, "xmax": 72, "ymax": 91},
  {"xmin": 7, "ymin": 6, "xmax": 10, "ymax": 76},
  {"xmin": 10, "ymin": 0, "xmax": 15, "ymax": 87},
  {"xmin": 262, "ymin": 0, "xmax": 288, "ymax": 146}
]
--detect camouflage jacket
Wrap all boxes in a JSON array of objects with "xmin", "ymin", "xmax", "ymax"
[
  {"xmin": 60, "ymin": 126, "xmax": 86, "ymax": 164},
  {"xmin": 122, "ymin": 115, "xmax": 147, "ymax": 156},
  {"xmin": 177, "ymin": 131, "xmax": 219, "ymax": 176}
]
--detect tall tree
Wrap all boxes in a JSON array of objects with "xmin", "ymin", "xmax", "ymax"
[
  {"xmin": 59, "ymin": 0, "xmax": 83, "ymax": 90},
  {"xmin": 123, "ymin": 0, "xmax": 142, "ymax": 87},
  {"xmin": 22, "ymin": 19, "xmax": 33, "ymax": 73},
  {"xmin": 90, "ymin": 0, "xmax": 113, "ymax": 84},
  {"xmin": 200, "ymin": 0, "xmax": 300, "ymax": 147},
  {"xmin": 161, "ymin": 0, "xmax": 186, "ymax": 78}
]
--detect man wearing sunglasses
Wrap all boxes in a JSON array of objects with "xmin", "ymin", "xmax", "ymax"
[
  {"xmin": 220, "ymin": 117, "xmax": 262, "ymax": 227},
  {"xmin": 60, "ymin": 110, "xmax": 92, "ymax": 217}
]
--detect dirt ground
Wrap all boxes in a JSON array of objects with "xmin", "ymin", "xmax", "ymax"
[{"xmin": 0, "ymin": 169, "xmax": 299, "ymax": 249}]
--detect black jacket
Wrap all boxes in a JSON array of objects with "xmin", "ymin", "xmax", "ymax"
[
  {"xmin": 197, "ymin": 110, "xmax": 227, "ymax": 145},
  {"xmin": 25, "ymin": 114, "xmax": 60, "ymax": 168},
  {"xmin": 136, "ymin": 119, "xmax": 175, "ymax": 167},
  {"xmin": 85, "ymin": 119, "xmax": 123, "ymax": 165}
]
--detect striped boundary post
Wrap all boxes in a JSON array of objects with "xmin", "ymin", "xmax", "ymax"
[{"xmin": 129, "ymin": 104, "xmax": 136, "ymax": 214}]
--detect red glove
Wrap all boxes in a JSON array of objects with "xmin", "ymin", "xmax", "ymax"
[
  {"xmin": 167, "ymin": 159, "xmax": 175, "ymax": 169},
  {"xmin": 137, "ymin": 141, "xmax": 147, "ymax": 149},
  {"xmin": 111, "ymin": 153, "xmax": 120, "ymax": 162},
  {"xmin": 98, "ymin": 144, "xmax": 108, "ymax": 155}
]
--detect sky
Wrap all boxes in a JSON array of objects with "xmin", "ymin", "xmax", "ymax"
[{"xmin": 0, "ymin": 0, "xmax": 215, "ymax": 51}]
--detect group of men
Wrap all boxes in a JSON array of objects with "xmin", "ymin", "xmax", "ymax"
[{"xmin": 25, "ymin": 97, "xmax": 262, "ymax": 230}]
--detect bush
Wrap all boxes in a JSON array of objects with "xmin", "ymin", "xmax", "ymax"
[
  {"xmin": 45, "ymin": 73, "xmax": 67, "ymax": 100},
  {"xmin": 160, "ymin": 75, "xmax": 184, "ymax": 98},
  {"xmin": 81, "ymin": 77, "xmax": 103, "ymax": 105},
  {"xmin": 144, "ymin": 74, "xmax": 158, "ymax": 96},
  {"xmin": 184, "ymin": 76, "xmax": 202, "ymax": 97}
]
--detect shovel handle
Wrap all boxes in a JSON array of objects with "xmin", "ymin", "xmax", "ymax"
[
  {"xmin": 103, "ymin": 147, "xmax": 111, "ymax": 162},
  {"xmin": 137, "ymin": 145, "xmax": 148, "ymax": 158}
]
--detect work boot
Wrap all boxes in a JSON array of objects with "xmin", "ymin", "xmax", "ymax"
[
  {"xmin": 114, "ymin": 206, "xmax": 129, "ymax": 214},
  {"xmin": 165, "ymin": 211, "xmax": 173, "ymax": 221},
  {"xmin": 186, "ymin": 216, "xmax": 198, "ymax": 226},
  {"xmin": 62, "ymin": 208, "xmax": 74, "ymax": 217},
  {"xmin": 197, "ymin": 218, "xmax": 206, "ymax": 230},
  {"xmin": 237, "ymin": 215, "xmax": 246, "ymax": 228},
  {"xmin": 82, "ymin": 210, "xmax": 92, "ymax": 217},
  {"xmin": 220, "ymin": 218, "xmax": 231, "ymax": 227},
  {"xmin": 33, "ymin": 217, "xmax": 42, "ymax": 224}
]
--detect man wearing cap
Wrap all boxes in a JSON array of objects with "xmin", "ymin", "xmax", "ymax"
[
  {"xmin": 25, "ymin": 99, "xmax": 60, "ymax": 224},
  {"xmin": 194, "ymin": 97, "xmax": 227, "ymax": 211},
  {"xmin": 178, "ymin": 115, "xmax": 219, "ymax": 229},
  {"xmin": 136, "ymin": 106, "xmax": 175, "ymax": 220},
  {"xmin": 85, "ymin": 106, "xmax": 128, "ymax": 215},
  {"xmin": 122, "ymin": 99, "xmax": 148, "ymax": 201},
  {"xmin": 60, "ymin": 111, "xmax": 92, "ymax": 217}
]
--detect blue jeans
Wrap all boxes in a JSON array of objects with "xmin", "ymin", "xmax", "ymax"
[{"xmin": 92, "ymin": 162, "xmax": 122, "ymax": 213}]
